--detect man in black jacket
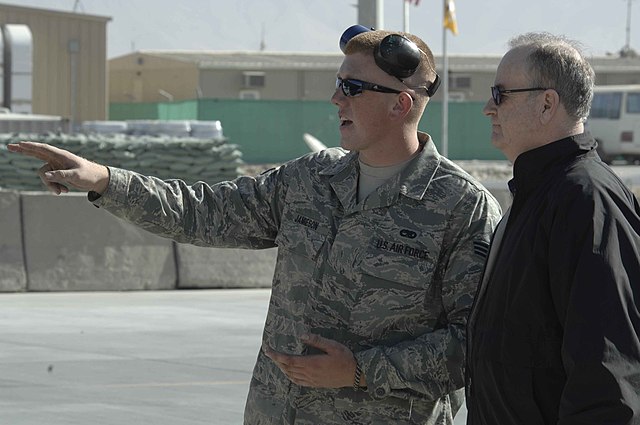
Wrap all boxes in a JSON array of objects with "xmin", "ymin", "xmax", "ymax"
[{"xmin": 466, "ymin": 32, "xmax": 640, "ymax": 424}]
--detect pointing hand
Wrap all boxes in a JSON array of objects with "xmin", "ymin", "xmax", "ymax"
[{"xmin": 8, "ymin": 141, "xmax": 110, "ymax": 195}]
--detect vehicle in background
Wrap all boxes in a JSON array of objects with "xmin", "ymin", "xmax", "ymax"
[{"xmin": 586, "ymin": 85, "xmax": 640, "ymax": 164}]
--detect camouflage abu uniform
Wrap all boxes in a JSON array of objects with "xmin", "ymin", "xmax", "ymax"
[{"xmin": 91, "ymin": 132, "xmax": 501, "ymax": 424}]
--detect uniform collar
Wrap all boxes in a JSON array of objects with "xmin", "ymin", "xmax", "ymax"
[
  {"xmin": 319, "ymin": 132, "xmax": 441, "ymax": 212},
  {"xmin": 397, "ymin": 132, "xmax": 441, "ymax": 201}
]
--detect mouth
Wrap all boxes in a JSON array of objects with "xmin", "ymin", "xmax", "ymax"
[
  {"xmin": 490, "ymin": 123, "xmax": 501, "ymax": 138},
  {"xmin": 340, "ymin": 117, "xmax": 353, "ymax": 128}
]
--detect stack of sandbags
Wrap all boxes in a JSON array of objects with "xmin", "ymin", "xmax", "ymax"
[{"xmin": 0, "ymin": 133, "xmax": 243, "ymax": 191}]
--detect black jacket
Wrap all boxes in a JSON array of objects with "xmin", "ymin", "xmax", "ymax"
[{"xmin": 467, "ymin": 133, "xmax": 640, "ymax": 425}]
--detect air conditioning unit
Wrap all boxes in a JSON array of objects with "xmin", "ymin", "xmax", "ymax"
[
  {"xmin": 239, "ymin": 90, "xmax": 260, "ymax": 100},
  {"xmin": 243, "ymin": 71, "xmax": 265, "ymax": 88},
  {"xmin": 448, "ymin": 92, "xmax": 466, "ymax": 102},
  {"xmin": 449, "ymin": 75, "xmax": 471, "ymax": 90}
]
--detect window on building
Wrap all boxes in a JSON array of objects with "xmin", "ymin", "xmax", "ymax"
[
  {"xmin": 448, "ymin": 75, "xmax": 471, "ymax": 90},
  {"xmin": 243, "ymin": 72, "xmax": 265, "ymax": 88}
]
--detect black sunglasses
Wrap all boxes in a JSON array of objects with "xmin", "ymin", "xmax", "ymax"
[
  {"xmin": 491, "ymin": 86, "xmax": 548, "ymax": 105},
  {"xmin": 339, "ymin": 25, "xmax": 440, "ymax": 97},
  {"xmin": 336, "ymin": 77, "xmax": 403, "ymax": 97}
]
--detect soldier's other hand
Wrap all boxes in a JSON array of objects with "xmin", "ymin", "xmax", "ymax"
[
  {"xmin": 8, "ymin": 141, "xmax": 110, "ymax": 195},
  {"xmin": 263, "ymin": 333, "xmax": 364, "ymax": 389}
]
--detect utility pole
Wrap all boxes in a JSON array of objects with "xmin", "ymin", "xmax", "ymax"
[
  {"xmin": 622, "ymin": 0, "xmax": 637, "ymax": 57},
  {"xmin": 403, "ymin": 1, "xmax": 410, "ymax": 32},
  {"xmin": 625, "ymin": 0, "xmax": 633, "ymax": 52},
  {"xmin": 358, "ymin": 0, "xmax": 383, "ymax": 29},
  {"xmin": 72, "ymin": 0, "xmax": 84, "ymax": 13}
]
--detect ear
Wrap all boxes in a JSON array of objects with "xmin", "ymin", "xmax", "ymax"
[
  {"xmin": 390, "ymin": 92, "xmax": 413, "ymax": 119},
  {"xmin": 540, "ymin": 89, "xmax": 560, "ymax": 125}
]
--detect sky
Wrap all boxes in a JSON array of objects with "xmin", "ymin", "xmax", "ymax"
[{"xmin": 4, "ymin": 0, "xmax": 639, "ymax": 59}]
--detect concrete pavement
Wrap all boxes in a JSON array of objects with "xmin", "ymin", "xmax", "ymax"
[
  {"xmin": 0, "ymin": 289, "xmax": 268, "ymax": 425},
  {"xmin": 0, "ymin": 289, "xmax": 469, "ymax": 424}
]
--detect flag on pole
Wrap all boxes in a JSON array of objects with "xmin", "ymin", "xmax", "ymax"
[
  {"xmin": 444, "ymin": 0, "xmax": 458, "ymax": 35},
  {"xmin": 405, "ymin": 0, "xmax": 421, "ymax": 6}
]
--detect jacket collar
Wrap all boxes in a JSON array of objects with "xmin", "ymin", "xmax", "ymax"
[{"xmin": 509, "ymin": 132, "xmax": 597, "ymax": 195}]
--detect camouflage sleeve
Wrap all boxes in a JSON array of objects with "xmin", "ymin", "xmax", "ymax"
[
  {"xmin": 91, "ymin": 165, "xmax": 288, "ymax": 249},
  {"xmin": 354, "ymin": 189, "xmax": 502, "ymax": 401}
]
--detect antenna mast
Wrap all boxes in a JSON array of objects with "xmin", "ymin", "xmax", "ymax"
[{"xmin": 626, "ymin": 0, "xmax": 632, "ymax": 51}]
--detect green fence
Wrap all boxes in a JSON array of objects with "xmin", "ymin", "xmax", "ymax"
[{"xmin": 110, "ymin": 99, "xmax": 504, "ymax": 163}]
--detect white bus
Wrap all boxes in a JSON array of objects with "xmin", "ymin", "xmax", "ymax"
[{"xmin": 585, "ymin": 85, "xmax": 640, "ymax": 164}]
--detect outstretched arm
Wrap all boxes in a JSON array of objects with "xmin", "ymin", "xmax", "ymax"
[{"xmin": 7, "ymin": 141, "xmax": 110, "ymax": 194}]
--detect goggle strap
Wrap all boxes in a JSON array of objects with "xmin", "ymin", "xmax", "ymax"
[{"xmin": 426, "ymin": 74, "xmax": 441, "ymax": 97}]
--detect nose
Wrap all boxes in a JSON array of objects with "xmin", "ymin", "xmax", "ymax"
[
  {"xmin": 331, "ymin": 88, "xmax": 344, "ymax": 106},
  {"xmin": 482, "ymin": 98, "xmax": 496, "ymax": 116}
]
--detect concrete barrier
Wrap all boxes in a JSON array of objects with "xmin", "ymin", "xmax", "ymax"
[
  {"xmin": 20, "ymin": 192, "xmax": 176, "ymax": 291},
  {"xmin": 0, "ymin": 190, "xmax": 27, "ymax": 291},
  {"xmin": 175, "ymin": 245, "xmax": 277, "ymax": 289},
  {"xmin": 2, "ymin": 179, "xmax": 637, "ymax": 292}
]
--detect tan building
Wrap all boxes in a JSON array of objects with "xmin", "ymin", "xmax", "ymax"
[
  {"xmin": 109, "ymin": 50, "xmax": 640, "ymax": 104},
  {"xmin": 109, "ymin": 51, "xmax": 343, "ymax": 103},
  {"xmin": 0, "ymin": 3, "xmax": 110, "ymax": 127}
]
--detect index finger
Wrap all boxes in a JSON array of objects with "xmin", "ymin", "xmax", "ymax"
[{"xmin": 7, "ymin": 141, "xmax": 65, "ymax": 163}]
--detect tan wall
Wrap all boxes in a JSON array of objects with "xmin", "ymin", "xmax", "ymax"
[
  {"xmin": 595, "ymin": 72, "xmax": 640, "ymax": 86},
  {"xmin": 197, "ymin": 68, "xmax": 338, "ymax": 101},
  {"xmin": 109, "ymin": 57, "xmax": 502, "ymax": 103},
  {"xmin": 111, "ymin": 53, "xmax": 340, "ymax": 102},
  {"xmin": 108, "ymin": 52, "xmax": 640, "ymax": 104},
  {"xmin": 110, "ymin": 54, "xmax": 199, "ymax": 102},
  {"xmin": 0, "ymin": 4, "xmax": 109, "ymax": 124}
]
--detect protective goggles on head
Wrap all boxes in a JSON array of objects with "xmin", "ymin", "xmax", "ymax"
[{"xmin": 339, "ymin": 25, "xmax": 441, "ymax": 97}]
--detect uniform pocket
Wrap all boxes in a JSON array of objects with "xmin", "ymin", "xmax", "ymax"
[{"xmin": 349, "ymin": 236, "xmax": 437, "ymax": 343}]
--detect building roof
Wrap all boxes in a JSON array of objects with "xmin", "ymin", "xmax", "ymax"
[
  {"xmin": 0, "ymin": 3, "xmax": 111, "ymax": 23},
  {"xmin": 115, "ymin": 50, "xmax": 640, "ymax": 74},
  {"xmin": 129, "ymin": 50, "xmax": 344, "ymax": 71},
  {"xmin": 588, "ymin": 56, "xmax": 640, "ymax": 73}
]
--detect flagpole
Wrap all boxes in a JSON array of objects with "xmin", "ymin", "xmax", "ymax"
[
  {"xmin": 442, "ymin": 1, "xmax": 449, "ymax": 157},
  {"xmin": 403, "ymin": 0, "xmax": 410, "ymax": 32}
]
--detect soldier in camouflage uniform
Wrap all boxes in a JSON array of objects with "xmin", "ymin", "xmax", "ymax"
[{"xmin": 9, "ymin": 27, "xmax": 501, "ymax": 424}]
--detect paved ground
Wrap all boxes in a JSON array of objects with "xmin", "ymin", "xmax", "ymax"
[
  {"xmin": 0, "ymin": 290, "xmax": 268, "ymax": 425},
  {"xmin": 0, "ymin": 289, "xmax": 468, "ymax": 424},
  {"xmin": 4, "ymin": 164, "xmax": 639, "ymax": 424}
]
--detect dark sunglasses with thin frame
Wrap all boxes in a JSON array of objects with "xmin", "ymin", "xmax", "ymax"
[
  {"xmin": 490, "ymin": 86, "xmax": 548, "ymax": 105},
  {"xmin": 336, "ymin": 77, "xmax": 404, "ymax": 97}
]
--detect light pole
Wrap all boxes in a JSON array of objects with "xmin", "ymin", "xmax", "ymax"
[
  {"xmin": 626, "ymin": 0, "xmax": 632, "ymax": 51},
  {"xmin": 622, "ymin": 0, "xmax": 637, "ymax": 56}
]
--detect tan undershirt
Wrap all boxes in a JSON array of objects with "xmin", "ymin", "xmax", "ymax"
[{"xmin": 357, "ymin": 153, "xmax": 418, "ymax": 203}]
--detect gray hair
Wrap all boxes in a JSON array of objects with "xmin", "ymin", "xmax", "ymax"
[{"xmin": 509, "ymin": 32, "xmax": 595, "ymax": 121}]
